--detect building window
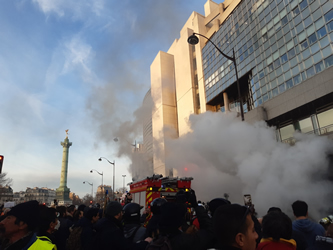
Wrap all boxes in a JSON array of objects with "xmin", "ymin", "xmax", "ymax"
[
  {"xmin": 317, "ymin": 26, "xmax": 327, "ymax": 39},
  {"xmin": 281, "ymin": 53, "xmax": 288, "ymax": 64},
  {"xmin": 300, "ymin": 40, "xmax": 308, "ymax": 50},
  {"xmin": 327, "ymin": 20, "xmax": 333, "ymax": 32},
  {"xmin": 308, "ymin": 33, "xmax": 317, "ymax": 45},
  {"xmin": 280, "ymin": 124, "xmax": 295, "ymax": 141},
  {"xmin": 293, "ymin": 74, "xmax": 302, "ymax": 85},
  {"xmin": 315, "ymin": 61, "xmax": 324, "ymax": 73},
  {"xmin": 317, "ymin": 108, "xmax": 333, "ymax": 130},
  {"xmin": 286, "ymin": 79, "xmax": 293, "ymax": 89},
  {"xmin": 279, "ymin": 83, "xmax": 286, "ymax": 93},
  {"xmin": 299, "ymin": 117, "xmax": 314, "ymax": 133},
  {"xmin": 299, "ymin": 0, "xmax": 308, "ymax": 11},
  {"xmin": 324, "ymin": 9, "xmax": 333, "ymax": 23},
  {"xmin": 306, "ymin": 66, "xmax": 315, "ymax": 78},
  {"xmin": 292, "ymin": 6, "xmax": 300, "ymax": 16},
  {"xmin": 324, "ymin": 55, "xmax": 333, "ymax": 68}
]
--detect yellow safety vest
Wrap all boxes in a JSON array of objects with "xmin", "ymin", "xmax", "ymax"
[{"xmin": 28, "ymin": 236, "xmax": 57, "ymax": 250}]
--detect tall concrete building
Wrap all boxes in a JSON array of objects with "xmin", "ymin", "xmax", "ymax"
[{"xmin": 147, "ymin": 0, "xmax": 333, "ymax": 175}]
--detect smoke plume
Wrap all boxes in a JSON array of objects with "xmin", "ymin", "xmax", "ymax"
[{"xmin": 164, "ymin": 111, "xmax": 333, "ymax": 219}]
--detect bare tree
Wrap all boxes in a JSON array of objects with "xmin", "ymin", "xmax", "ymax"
[
  {"xmin": 82, "ymin": 193, "xmax": 94, "ymax": 206},
  {"xmin": 0, "ymin": 173, "xmax": 12, "ymax": 187}
]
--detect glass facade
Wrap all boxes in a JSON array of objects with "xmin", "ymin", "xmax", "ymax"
[{"xmin": 202, "ymin": 0, "xmax": 333, "ymax": 111}]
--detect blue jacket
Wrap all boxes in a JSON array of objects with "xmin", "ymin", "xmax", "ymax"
[{"xmin": 292, "ymin": 219, "xmax": 325, "ymax": 247}]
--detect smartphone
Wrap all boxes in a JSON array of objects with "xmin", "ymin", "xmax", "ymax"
[{"xmin": 243, "ymin": 194, "xmax": 252, "ymax": 207}]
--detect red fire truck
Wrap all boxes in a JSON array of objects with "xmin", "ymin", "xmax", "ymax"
[{"xmin": 128, "ymin": 174, "xmax": 193, "ymax": 208}]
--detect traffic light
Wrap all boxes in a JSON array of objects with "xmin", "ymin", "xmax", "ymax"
[
  {"xmin": 0, "ymin": 155, "xmax": 4, "ymax": 174},
  {"xmin": 90, "ymin": 200, "xmax": 93, "ymax": 204}
]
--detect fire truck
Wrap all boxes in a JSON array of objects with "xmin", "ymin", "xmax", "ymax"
[{"xmin": 128, "ymin": 174, "xmax": 193, "ymax": 208}]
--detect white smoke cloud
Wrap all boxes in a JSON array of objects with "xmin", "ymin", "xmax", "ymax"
[{"xmin": 164, "ymin": 111, "xmax": 333, "ymax": 219}]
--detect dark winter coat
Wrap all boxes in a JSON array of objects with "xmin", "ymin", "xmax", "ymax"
[
  {"xmin": 292, "ymin": 229, "xmax": 308, "ymax": 250},
  {"xmin": 54, "ymin": 217, "xmax": 72, "ymax": 250},
  {"xmin": 76, "ymin": 217, "xmax": 95, "ymax": 250},
  {"xmin": 123, "ymin": 223, "xmax": 146, "ymax": 243},
  {"xmin": 162, "ymin": 206, "xmax": 214, "ymax": 250},
  {"xmin": 94, "ymin": 217, "xmax": 148, "ymax": 250},
  {"xmin": 306, "ymin": 236, "xmax": 333, "ymax": 250},
  {"xmin": 292, "ymin": 219, "xmax": 325, "ymax": 247}
]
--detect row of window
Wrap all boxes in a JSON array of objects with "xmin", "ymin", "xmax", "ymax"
[
  {"xmin": 278, "ymin": 107, "xmax": 333, "ymax": 141},
  {"xmin": 204, "ymin": 0, "xmax": 332, "ymax": 103}
]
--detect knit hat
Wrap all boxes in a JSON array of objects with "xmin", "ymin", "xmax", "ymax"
[
  {"xmin": 7, "ymin": 200, "xmax": 39, "ymax": 230},
  {"xmin": 105, "ymin": 201, "xmax": 123, "ymax": 218}
]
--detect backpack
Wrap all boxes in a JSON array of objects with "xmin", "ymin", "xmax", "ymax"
[
  {"xmin": 66, "ymin": 226, "xmax": 83, "ymax": 250},
  {"xmin": 145, "ymin": 235, "xmax": 172, "ymax": 250}
]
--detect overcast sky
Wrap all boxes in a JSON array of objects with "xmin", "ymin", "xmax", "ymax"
[{"xmin": 0, "ymin": 0, "xmax": 209, "ymax": 198}]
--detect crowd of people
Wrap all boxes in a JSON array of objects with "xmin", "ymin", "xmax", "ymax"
[{"xmin": 0, "ymin": 190, "xmax": 332, "ymax": 250}]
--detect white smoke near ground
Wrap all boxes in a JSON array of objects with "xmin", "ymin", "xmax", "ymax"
[{"xmin": 164, "ymin": 111, "xmax": 333, "ymax": 219}]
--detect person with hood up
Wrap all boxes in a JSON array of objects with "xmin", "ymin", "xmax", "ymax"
[
  {"xmin": 122, "ymin": 203, "xmax": 147, "ymax": 243},
  {"xmin": 257, "ymin": 211, "xmax": 297, "ymax": 250},
  {"xmin": 291, "ymin": 200, "xmax": 325, "ymax": 247}
]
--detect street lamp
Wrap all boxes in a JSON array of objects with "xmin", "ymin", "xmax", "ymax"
[
  {"xmin": 83, "ymin": 181, "xmax": 93, "ymax": 200},
  {"xmin": 90, "ymin": 169, "xmax": 103, "ymax": 200},
  {"xmin": 98, "ymin": 157, "xmax": 115, "ymax": 201},
  {"xmin": 113, "ymin": 137, "xmax": 137, "ymax": 150},
  {"xmin": 187, "ymin": 32, "xmax": 244, "ymax": 121},
  {"xmin": 122, "ymin": 175, "xmax": 126, "ymax": 192}
]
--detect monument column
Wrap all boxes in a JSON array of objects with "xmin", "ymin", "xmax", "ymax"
[{"xmin": 56, "ymin": 130, "xmax": 73, "ymax": 205}]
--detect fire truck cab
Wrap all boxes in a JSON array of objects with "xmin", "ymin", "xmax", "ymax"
[{"xmin": 128, "ymin": 174, "xmax": 193, "ymax": 208}]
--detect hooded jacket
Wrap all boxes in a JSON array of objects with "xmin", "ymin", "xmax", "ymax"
[{"xmin": 292, "ymin": 219, "xmax": 325, "ymax": 247}]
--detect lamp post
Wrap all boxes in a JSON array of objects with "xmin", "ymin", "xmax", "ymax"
[
  {"xmin": 122, "ymin": 175, "xmax": 126, "ymax": 192},
  {"xmin": 98, "ymin": 157, "xmax": 115, "ymax": 201},
  {"xmin": 187, "ymin": 32, "xmax": 244, "ymax": 121},
  {"xmin": 90, "ymin": 169, "xmax": 103, "ymax": 200},
  {"xmin": 83, "ymin": 181, "xmax": 93, "ymax": 200}
]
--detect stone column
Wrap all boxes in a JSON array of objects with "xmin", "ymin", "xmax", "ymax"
[{"xmin": 59, "ymin": 137, "xmax": 72, "ymax": 188}]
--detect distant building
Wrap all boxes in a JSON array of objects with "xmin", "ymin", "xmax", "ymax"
[
  {"xmin": 95, "ymin": 185, "xmax": 117, "ymax": 203},
  {"xmin": 0, "ymin": 186, "xmax": 13, "ymax": 204},
  {"xmin": 13, "ymin": 191, "xmax": 26, "ymax": 204},
  {"xmin": 25, "ymin": 187, "xmax": 56, "ymax": 205}
]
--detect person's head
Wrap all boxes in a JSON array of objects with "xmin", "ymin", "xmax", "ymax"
[
  {"xmin": 73, "ymin": 210, "xmax": 83, "ymax": 221},
  {"xmin": 39, "ymin": 206, "xmax": 58, "ymax": 234},
  {"xmin": 67, "ymin": 205, "xmax": 76, "ymax": 215},
  {"xmin": 123, "ymin": 203, "xmax": 141, "ymax": 224},
  {"xmin": 213, "ymin": 204, "xmax": 258, "ymax": 250},
  {"xmin": 326, "ymin": 223, "xmax": 333, "ymax": 238},
  {"xmin": 159, "ymin": 202, "xmax": 187, "ymax": 234},
  {"xmin": 209, "ymin": 198, "xmax": 231, "ymax": 217},
  {"xmin": 150, "ymin": 198, "xmax": 167, "ymax": 215},
  {"xmin": 126, "ymin": 193, "xmax": 132, "ymax": 200},
  {"xmin": 77, "ymin": 204, "xmax": 86, "ymax": 212},
  {"xmin": 267, "ymin": 207, "xmax": 282, "ymax": 214},
  {"xmin": 0, "ymin": 200, "xmax": 39, "ymax": 242},
  {"xmin": 262, "ymin": 211, "xmax": 292, "ymax": 241},
  {"xmin": 105, "ymin": 201, "xmax": 123, "ymax": 221},
  {"xmin": 291, "ymin": 200, "xmax": 308, "ymax": 218},
  {"xmin": 56, "ymin": 206, "xmax": 67, "ymax": 218},
  {"xmin": 84, "ymin": 208, "xmax": 100, "ymax": 224}
]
